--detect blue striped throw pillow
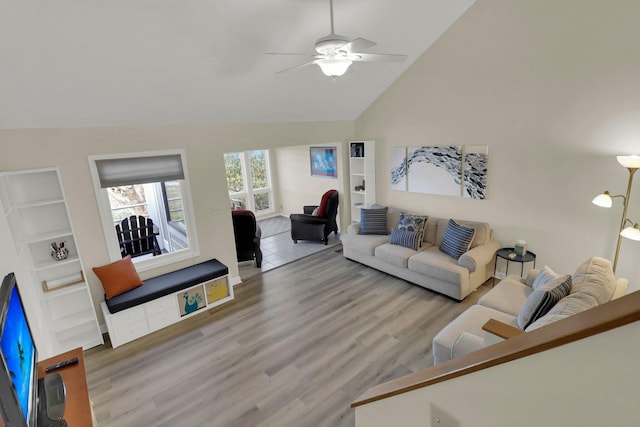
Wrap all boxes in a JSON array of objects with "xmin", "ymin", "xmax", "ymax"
[
  {"xmin": 390, "ymin": 228, "xmax": 421, "ymax": 250},
  {"xmin": 359, "ymin": 207, "xmax": 388, "ymax": 235},
  {"xmin": 440, "ymin": 219, "xmax": 475, "ymax": 260}
]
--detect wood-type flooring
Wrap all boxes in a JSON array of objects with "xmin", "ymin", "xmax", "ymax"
[{"xmin": 84, "ymin": 246, "xmax": 490, "ymax": 427}]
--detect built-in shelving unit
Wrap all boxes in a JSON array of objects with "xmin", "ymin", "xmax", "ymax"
[
  {"xmin": 349, "ymin": 141, "xmax": 376, "ymax": 223},
  {"xmin": 0, "ymin": 168, "xmax": 103, "ymax": 358}
]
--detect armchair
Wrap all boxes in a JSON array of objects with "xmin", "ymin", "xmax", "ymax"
[
  {"xmin": 290, "ymin": 190, "xmax": 339, "ymax": 244},
  {"xmin": 231, "ymin": 210, "xmax": 263, "ymax": 267}
]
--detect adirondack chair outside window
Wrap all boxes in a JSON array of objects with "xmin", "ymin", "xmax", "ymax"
[{"xmin": 116, "ymin": 215, "xmax": 162, "ymax": 258}]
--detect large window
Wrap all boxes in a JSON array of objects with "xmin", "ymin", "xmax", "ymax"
[
  {"xmin": 224, "ymin": 150, "xmax": 274, "ymax": 215},
  {"xmin": 89, "ymin": 151, "xmax": 198, "ymax": 270}
]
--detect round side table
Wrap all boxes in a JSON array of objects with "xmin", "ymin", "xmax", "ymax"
[{"xmin": 494, "ymin": 247, "xmax": 536, "ymax": 285}]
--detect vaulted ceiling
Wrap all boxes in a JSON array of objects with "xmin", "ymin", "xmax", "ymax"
[{"xmin": 0, "ymin": 0, "xmax": 475, "ymax": 129}]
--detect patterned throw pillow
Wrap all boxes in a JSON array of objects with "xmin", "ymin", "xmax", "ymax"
[
  {"xmin": 389, "ymin": 228, "xmax": 421, "ymax": 250},
  {"xmin": 439, "ymin": 219, "xmax": 475, "ymax": 260},
  {"xmin": 359, "ymin": 207, "xmax": 388, "ymax": 235},
  {"xmin": 517, "ymin": 274, "xmax": 572, "ymax": 329},
  {"xmin": 398, "ymin": 213, "xmax": 428, "ymax": 246}
]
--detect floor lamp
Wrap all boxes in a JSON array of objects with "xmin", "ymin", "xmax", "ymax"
[{"xmin": 592, "ymin": 155, "xmax": 640, "ymax": 272}]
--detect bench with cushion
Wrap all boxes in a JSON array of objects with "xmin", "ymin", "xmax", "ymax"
[{"xmin": 97, "ymin": 258, "xmax": 231, "ymax": 347}]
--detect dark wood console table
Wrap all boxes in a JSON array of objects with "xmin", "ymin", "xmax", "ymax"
[{"xmin": 37, "ymin": 347, "xmax": 94, "ymax": 427}]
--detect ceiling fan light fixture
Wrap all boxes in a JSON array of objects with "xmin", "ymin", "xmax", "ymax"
[{"xmin": 317, "ymin": 58, "xmax": 352, "ymax": 77}]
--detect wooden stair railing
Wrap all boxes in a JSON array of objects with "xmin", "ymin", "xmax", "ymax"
[{"xmin": 352, "ymin": 290, "xmax": 640, "ymax": 408}]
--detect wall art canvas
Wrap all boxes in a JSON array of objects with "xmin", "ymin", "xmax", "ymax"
[
  {"xmin": 407, "ymin": 146, "xmax": 462, "ymax": 196},
  {"xmin": 179, "ymin": 285, "xmax": 206, "ymax": 316},
  {"xmin": 390, "ymin": 146, "xmax": 407, "ymax": 191},
  {"xmin": 310, "ymin": 146, "xmax": 338, "ymax": 178},
  {"xmin": 463, "ymin": 145, "xmax": 488, "ymax": 199}
]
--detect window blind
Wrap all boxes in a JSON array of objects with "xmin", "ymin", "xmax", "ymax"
[{"xmin": 95, "ymin": 154, "xmax": 185, "ymax": 188}]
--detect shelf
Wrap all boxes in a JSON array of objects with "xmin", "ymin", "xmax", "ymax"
[
  {"xmin": 351, "ymin": 172, "xmax": 365, "ymax": 177},
  {"xmin": 15, "ymin": 197, "xmax": 65, "ymax": 210},
  {"xmin": 42, "ymin": 281, "xmax": 86, "ymax": 300},
  {"xmin": 25, "ymin": 227, "xmax": 73, "ymax": 244}
]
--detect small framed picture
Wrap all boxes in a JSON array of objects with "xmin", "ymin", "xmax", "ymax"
[{"xmin": 310, "ymin": 146, "xmax": 338, "ymax": 178}]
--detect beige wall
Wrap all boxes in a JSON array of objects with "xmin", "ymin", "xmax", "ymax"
[
  {"xmin": 355, "ymin": 0, "xmax": 640, "ymax": 291},
  {"xmin": 274, "ymin": 143, "xmax": 347, "ymax": 223},
  {"xmin": 0, "ymin": 121, "xmax": 354, "ymax": 324}
]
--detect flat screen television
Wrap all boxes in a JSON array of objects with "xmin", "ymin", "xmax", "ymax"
[{"xmin": 0, "ymin": 272, "xmax": 38, "ymax": 427}]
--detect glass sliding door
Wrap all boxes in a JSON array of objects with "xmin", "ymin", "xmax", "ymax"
[{"xmin": 224, "ymin": 149, "xmax": 274, "ymax": 216}]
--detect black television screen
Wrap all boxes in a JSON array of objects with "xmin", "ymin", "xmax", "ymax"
[{"xmin": 0, "ymin": 273, "xmax": 38, "ymax": 427}]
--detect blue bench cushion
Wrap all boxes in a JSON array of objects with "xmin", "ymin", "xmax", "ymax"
[{"xmin": 105, "ymin": 259, "xmax": 228, "ymax": 314}]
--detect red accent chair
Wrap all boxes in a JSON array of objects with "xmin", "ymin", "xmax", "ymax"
[
  {"xmin": 231, "ymin": 210, "xmax": 263, "ymax": 267},
  {"xmin": 289, "ymin": 190, "xmax": 339, "ymax": 245}
]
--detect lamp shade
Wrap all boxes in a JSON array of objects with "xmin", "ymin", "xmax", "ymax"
[
  {"xmin": 316, "ymin": 58, "xmax": 352, "ymax": 77},
  {"xmin": 620, "ymin": 223, "xmax": 640, "ymax": 241},
  {"xmin": 592, "ymin": 192, "xmax": 613, "ymax": 208},
  {"xmin": 617, "ymin": 155, "xmax": 640, "ymax": 169}
]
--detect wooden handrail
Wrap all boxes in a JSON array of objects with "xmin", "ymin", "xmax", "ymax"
[{"xmin": 352, "ymin": 290, "xmax": 640, "ymax": 408}]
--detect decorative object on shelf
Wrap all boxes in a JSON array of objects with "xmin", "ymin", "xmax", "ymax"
[
  {"xmin": 43, "ymin": 271, "xmax": 85, "ymax": 293},
  {"xmin": 592, "ymin": 155, "xmax": 640, "ymax": 272},
  {"xmin": 50, "ymin": 241, "xmax": 69, "ymax": 261},
  {"xmin": 354, "ymin": 180, "xmax": 365, "ymax": 192},
  {"xmin": 514, "ymin": 240, "xmax": 527, "ymax": 256},
  {"xmin": 310, "ymin": 146, "xmax": 338, "ymax": 178}
]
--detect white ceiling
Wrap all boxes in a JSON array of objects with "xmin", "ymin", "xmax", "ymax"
[{"xmin": 0, "ymin": 0, "xmax": 475, "ymax": 129}]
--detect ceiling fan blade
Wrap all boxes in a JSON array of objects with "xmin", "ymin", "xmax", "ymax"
[
  {"xmin": 266, "ymin": 52, "xmax": 313, "ymax": 57},
  {"xmin": 352, "ymin": 53, "xmax": 407, "ymax": 63},
  {"xmin": 275, "ymin": 60, "xmax": 316, "ymax": 74},
  {"xmin": 337, "ymin": 37, "xmax": 376, "ymax": 53}
]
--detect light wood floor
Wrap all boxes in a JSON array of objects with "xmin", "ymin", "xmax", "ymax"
[{"xmin": 84, "ymin": 246, "xmax": 490, "ymax": 427}]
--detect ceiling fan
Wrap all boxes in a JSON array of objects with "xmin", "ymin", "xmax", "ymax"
[{"xmin": 267, "ymin": 0, "xmax": 407, "ymax": 77}]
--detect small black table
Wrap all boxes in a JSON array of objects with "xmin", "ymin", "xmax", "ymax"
[{"xmin": 494, "ymin": 247, "xmax": 536, "ymax": 285}]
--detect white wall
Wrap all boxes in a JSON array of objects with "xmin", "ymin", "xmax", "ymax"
[
  {"xmin": 355, "ymin": 320, "xmax": 640, "ymax": 427},
  {"xmin": 355, "ymin": 0, "xmax": 640, "ymax": 291},
  {"xmin": 0, "ymin": 121, "xmax": 354, "ymax": 325}
]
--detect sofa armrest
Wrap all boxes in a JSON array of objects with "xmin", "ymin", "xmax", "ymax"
[
  {"xmin": 347, "ymin": 222, "xmax": 361, "ymax": 235},
  {"xmin": 458, "ymin": 239, "xmax": 500, "ymax": 272},
  {"xmin": 451, "ymin": 332, "xmax": 484, "ymax": 359}
]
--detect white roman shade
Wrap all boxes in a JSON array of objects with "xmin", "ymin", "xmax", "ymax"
[{"xmin": 95, "ymin": 154, "xmax": 185, "ymax": 188}]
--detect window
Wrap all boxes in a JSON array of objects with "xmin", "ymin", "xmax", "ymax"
[
  {"xmin": 224, "ymin": 150, "xmax": 274, "ymax": 216},
  {"xmin": 89, "ymin": 150, "xmax": 199, "ymax": 270}
]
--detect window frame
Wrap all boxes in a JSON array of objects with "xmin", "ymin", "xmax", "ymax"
[
  {"xmin": 88, "ymin": 149, "xmax": 199, "ymax": 272},
  {"xmin": 225, "ymin": 149, "xmax": 275, "ymax": 217}
]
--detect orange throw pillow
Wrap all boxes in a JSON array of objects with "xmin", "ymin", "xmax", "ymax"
[{"xmin": 92, "ymin": 255, "xmax": 144, "ymax": 299}]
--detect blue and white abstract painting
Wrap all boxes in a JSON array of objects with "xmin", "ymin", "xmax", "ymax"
[
  {"xmin": 406, "ymin": 146, "xmax": 462, "ymax": 196},
  {"xmin": 390, "ymin": 147, "xmax": 407, "ymax": 191},
  {"xmin": 463, "ymin": 145, "xmax": 488, "ymax": 199}
]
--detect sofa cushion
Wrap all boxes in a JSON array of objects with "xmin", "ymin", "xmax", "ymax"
[
  {"xmin": 341, "ymin": 233, "xmax": 390, "ymax": 256},
  {"xmin": 525, "ymin": 291, "xmax": 598, "ymax": 331},
  {"xmin": 375, "ymin": 243, "xmax": 421, "ymax": 268},
  {"xmin": 398, "ymin": 213, "xmax": 428, "ymax": 246},
  {"xmin": 408, "ymin": 246, "xmax": 469, "ymax": 284},
  {"xmin": 517, "ymin": 274, "xmax": 572, "ymax": 329},
  {"xmin": 531, "ymin": 265, "xmax": 559, "ymax": 290},
  {"xmin": 439, "ymin": 219, "xmax": 475, "ymax": 260},
  {"xmin": 389, "ymin": 227, "xmax": 422, "ymax": 251},
  {"xmin": 478, "ymin": 276, "xmax": 533, "ymax": 316},
  {"xmin": 571, "ymin": 257, "xmax": 616, "ymax": 304},
  {"xmin": 371, "ymin": 204, "xmax": 404, "ymax": 233},
  {"xmin": 359, "ymin": 207, "xmax": 388, "ymax": 235}
]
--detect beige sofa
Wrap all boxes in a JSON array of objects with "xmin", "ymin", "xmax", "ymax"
[
  {"xmin": 341, "ymin": 207, "xmax": 500, "ymax": 301},
  {"xmin": 432, "ymin": 256, "xmax": 628, "ymax": 365}
]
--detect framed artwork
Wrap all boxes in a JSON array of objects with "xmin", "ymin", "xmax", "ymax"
[
  {"xmin": 390, "ymin": 147, "xmax": 407, "ymax": 191},
  {"xmin": 407, "ymin": 146, "xmax": 462, "ymax": 196},
  {"xmin": 463, "ymin": 145, "xmax": 488, "ymax": 199},
  {"xmin": 310, "ymin": 146, "xmax": 338, "ymax": 178},
  {"xmin": 178, "ymin": 285, "xmax": 206, "ymax": 316},
  {"xmin": 205, "ymin": 276, "xmax": 230, "ymax": 305}
]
